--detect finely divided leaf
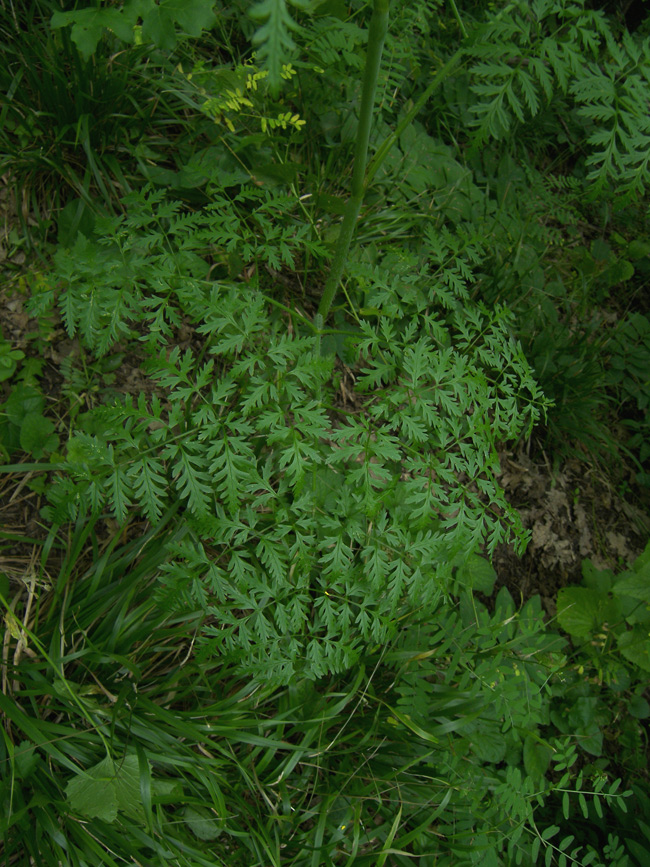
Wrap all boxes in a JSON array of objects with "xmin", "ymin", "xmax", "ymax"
[{"xmin": 250, "ymin": 0, "xmax": 302, "ymax": 93}]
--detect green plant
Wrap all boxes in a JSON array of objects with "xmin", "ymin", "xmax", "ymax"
[
  {"xmin": 49, "ymin": 0, "xmax": 217, "ymax": 59},
  {"xmin": 459, "ymin": 0, "xmax": 650, "ymax": 204},
  {"xmin": 0, "ymin": 511, "xmax": 278, "ymax": 865},
  {"xmin": 542, "ymin": 547, "xmax": 650, "ymax": 864},
  {"xmin": 383, "ymin": 583, "xmax": 636, "ymax": 866},
  {"xmin": 317, "ymin": 0, "xmax": 389, "ymax": 324},
  {"xmin": 557, "ymin": 541, "xmax": 650, "ymax": 681},
  {"xmin": 0, "ymin": 333, "xmax": 24, "ymax": 383},
  {"xmin": 29, "ymin": 182, "xmax": 324, "ymax": 353},
  {"xmin": 0, "ymin": 513, "xmax": 636, "ymax": 867},
  {"xmin": 0, "ymin": 383, "xmax": 59, "ymax": 460},
  {"xmin": 0, "ymin": 0, "xmax": 217, "ymax": 240},
  {"xmin": 25, "ymin": 181, "xmax": 546, "ymax": 682},
  {"xmin": 60, "ymin": 349, "xmax": 127, "ymax": 418},
  {"xmin": 527, "ymin": 310, "xmax": 618, "ymax": 461},
  {"xmin": 607, "ymin": 311, "xmax": 650, "ymax": 485},
  {"xmin": 553, "ymin": 545, "xmax": 650, "ymax": 781},
  {"xmin": 4, "ymin": 0, "xmax": 650, "ymax": 862}
]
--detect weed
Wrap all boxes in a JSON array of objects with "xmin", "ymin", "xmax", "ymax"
[
  {"xmin": 0, "ymin": 383, "xmax": 58, "ymax": 461},
  {"xmin": 0, "ymin": 332, "xmax": 24, "ymax": 384},
  {"xmin": 1, "ymin": 0, "xmax": 650, "ymax": 864}
]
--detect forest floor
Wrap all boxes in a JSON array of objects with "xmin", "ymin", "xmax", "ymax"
[
  {"xmin": 2, "ymin": 263, "xmax": 649, "ymax": 611},
  {"xmin": 3, "ymin": 172, "xmax": 650, "ymax": 607}
]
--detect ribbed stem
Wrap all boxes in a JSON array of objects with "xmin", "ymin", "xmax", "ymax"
[
  {"xmin": 364, "ymin": 48, "xmax": 466, "ymax": 189},
  {"xmin": 365, "ymin": 1, "xmax": 518, "ymax": 188},
  {"xmin": 316, "ymin": 0, "xmax": 518, "ymax": 325},
  {"xmin": 317, "ymin": 0, "xmax": 389, "ymax": 323}
]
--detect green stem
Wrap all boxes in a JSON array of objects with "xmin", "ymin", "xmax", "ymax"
[
  {"xmin": 317, "ymin": 0, "xmax": 518, "ymax": 326},
  {"xmin": 365, "ymin": 1, "xmax": 517, "ymax": 189},
  {"xmin": 317, "ymin": 0, "xmax": 390, "ymax": 323},
  {"xmin": 364, "ymin": 47, "xmax": 466, "ymax": 188},
  {"xmin": 449, "ymin": 0, "xmax": 468, "ymax": 39}
]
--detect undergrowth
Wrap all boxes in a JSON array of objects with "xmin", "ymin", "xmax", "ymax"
[{"xmin": 1, "ymin": 0, "xmax": 650, "ymax": 864}]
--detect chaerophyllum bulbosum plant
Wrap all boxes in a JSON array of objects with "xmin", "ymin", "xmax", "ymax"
[{"xmin": 28, "ymin": 0, "xmax": 650, "ymax": 683}]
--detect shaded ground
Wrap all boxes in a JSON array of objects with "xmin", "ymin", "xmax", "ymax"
[
  {"xmin": 2, "ymin": 228, "xmax": 649, "ymax": 608},
  {"xmin": 494, "ymin": 445, "xmax": 649, "ymax": 608}
]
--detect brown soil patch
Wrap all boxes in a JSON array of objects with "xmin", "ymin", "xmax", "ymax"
[{"xmin": 493, "ymin": 445, "xmax": 649, "ymax": 608}]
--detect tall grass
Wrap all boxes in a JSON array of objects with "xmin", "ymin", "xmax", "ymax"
[
  {"xmin": 1, "ymin": 508, "xmax": 455, "ymax": 866},
  {"xmin": 0, "ymin": 0, "xmax": 203, "ymax": 244}
]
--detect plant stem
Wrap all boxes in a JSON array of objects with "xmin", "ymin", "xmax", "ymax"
[
  {"xmin": 449, "ymin": 0, "xmax": 468, "ymax": 39},
  {"xmin": 365, "ymin": 1, "xmax": 517, "ymax": 188},
  {"xmin": 364, "ymin": 47, "xmax": 466, "ymax": 188},
  {"xmin": 317, "ymin": 0, "xmax": 390, "ymax": 323},
  {"xmin": 317, "ymin": 0, "xmax": 518, "ymax": 326}
]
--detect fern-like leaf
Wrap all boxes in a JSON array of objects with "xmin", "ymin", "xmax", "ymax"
[
  {"xmin": 249, "ymin": 0, "xmax": 303, "ymax": 93},
  {"xmin": 128, "ymin": 456, "xmax": 167, "ymax": 523}
]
